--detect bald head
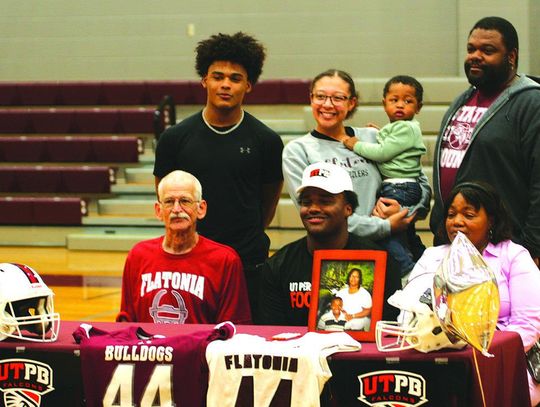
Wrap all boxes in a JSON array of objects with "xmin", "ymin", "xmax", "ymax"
[{"xmin": 157, "ymin": 170, "xmax": 203, "ymax": 202}]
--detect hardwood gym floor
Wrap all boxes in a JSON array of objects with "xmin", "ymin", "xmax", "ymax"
[{"xmin": 0, "ymin": 246, "xmax": 125, "ymax": 322}]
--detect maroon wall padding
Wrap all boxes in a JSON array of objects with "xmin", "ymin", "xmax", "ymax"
[
  {"xmin": 0, "ymin": 136, "xmax": 140, "ymax": 163},
  {"xmin": 35, "ymin": 197, "xmax": 83, "ymax": 225},
  {"xmin": 11, "ymin": 166, "xmax": 63, "ymax": 193},
  {"xmin": 101, "ymin": 81, "xmax": 148, "ymax": 105},
  {"xmin": 0, "ymin": 110, "xmax": 32, "ymax": 133},
  {"xmin": 0, "ymin": 197, "xmax": 33, "ymax": 224},
  {"xmin": 60, "ymin": 81, "xmax": 103, "ymax": 105},
  {"xmin": 72, "ymin": 109, "xmax": 122, "ymax": 133},
  {"xmin": 0, "ymin": 136, "xmax": 46, "ymax": 162},
  {"xmin": 46, "ymin": 137, "xmax": 92, "ymax": 162},
  {"xmin": 0, "ymin": 197, "xmax": 83, "ymax": 225},
  {"xmin": 145, "ymin": 81, "xmax": 192, "ymax": 105},
  {"xmin": 90, "ymin": 136, "xmax": 139, "ymax": 162},
  {"xmin": 188, "ymin": 82, "xmax": 207, "ymax": 104},
  {"xmin": 244, "ymin": 80, "xmax": 283, "ymax": 104},
  {"xmin": 0, "ymin": 168, "xmax": 17, "ymax": 193},
  {"xmin": 17, "ymin": 82, "xmax": 62, "ymax": 106},
  {"xmin": 118, "ymin": 109, "xmax": 155, "ymax": 133},
  {"xmin": 0, "ymin": 83, "xmax": 19, "ymax": 105},
  {"xmin": 30, "ymin": 109, "xmax": 76, "ymax": 133},
  {"xmin": 0, "ymin": 108, "xmax": 155, "ymax": 134},
  {"xmin": 0, "ymin": 166, "xmax": 112, "ymax": 193},
  {"xmin": 282, "ymin": 79, "xmax": 311, "ymax": 104},
  {"xmin": 0, "ymin": 80, "xmax": 311, "ymax": 106},
  {"xmin": 60, "ymin": 166, "xmax": 113, "ymax": 193}
]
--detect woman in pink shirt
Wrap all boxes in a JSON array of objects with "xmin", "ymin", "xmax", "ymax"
[{"xmin": 403, "ymin": 181, "xmax": 540, "ymax": 406}]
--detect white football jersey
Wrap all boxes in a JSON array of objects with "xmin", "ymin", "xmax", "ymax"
[{"xmin": 206, "ymin": 332, "xmax": 361, "ymax": 407}]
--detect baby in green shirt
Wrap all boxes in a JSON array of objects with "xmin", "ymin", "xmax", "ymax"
[{"xmin": 343, "ymin": 75, "xmax": 427, "ymax": 278}]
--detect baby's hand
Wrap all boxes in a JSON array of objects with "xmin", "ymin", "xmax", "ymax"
[
  {"xmin": 366, "ymin": 122, "xmax": 380, "ymax": 130},
  {"xmin": 343, "ymin": 136, "xmax": 358, "ymax": 150}
]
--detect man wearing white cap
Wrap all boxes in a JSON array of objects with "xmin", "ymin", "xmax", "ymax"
[{"xmin": 259, "ymin": 162, "xmax": 400, "ymax": 326}]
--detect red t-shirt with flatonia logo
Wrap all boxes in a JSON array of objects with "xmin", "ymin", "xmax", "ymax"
[
  {"xmin": 439, "ymin": 90, "xmax": 500, "ymax": 202},
  {"xmin": 117, "ymin": 235, "xmax": 251, "ymax": 325}
]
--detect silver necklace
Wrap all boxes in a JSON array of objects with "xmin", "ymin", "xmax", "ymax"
[{"xmin": 202, "ymin": 108, "xmax": 244, "ymax": 135}]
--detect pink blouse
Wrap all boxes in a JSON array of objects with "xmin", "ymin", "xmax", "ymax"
[{"xmin": 404, "ymin": 240, "xmax": 540, "ymax": 349}]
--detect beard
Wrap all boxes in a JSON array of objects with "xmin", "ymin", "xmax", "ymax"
[{"xmin": 464, "ymin": 56, "xmax": 513, "ymax": 92}]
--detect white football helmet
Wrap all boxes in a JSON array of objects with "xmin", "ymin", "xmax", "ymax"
[
  {"xmin": 376, "ymin": 290, "xmax": 466, "ymax": 353},
  {"xmin": 0, "ymin": 263, "xmax": 60, "ymax": 342}
]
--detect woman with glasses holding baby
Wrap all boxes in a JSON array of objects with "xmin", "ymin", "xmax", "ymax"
[{"xmin": 282, "ymin": 69, "xmax": 431, "ymax": 252}]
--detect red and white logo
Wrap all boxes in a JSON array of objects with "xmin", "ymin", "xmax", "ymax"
[
  {"xmin": 357, "ymin": 370, "xmax": 427, "ymax": 407},
  {"xmin": 309, "ymin": 168, "xmax": 330, "ymax": 178},
  {"xmin": 0, "ymin": 359, "xmax": 54, "ymax": 407}
]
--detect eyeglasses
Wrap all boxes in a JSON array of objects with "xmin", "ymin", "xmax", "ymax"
[
  {"xmin": 160, "ymin": 197, "xmax": 199, "ymax": 209},
  {"xmin": 311, "ymin": 93, "xmax": 351, "ymax": 106}
]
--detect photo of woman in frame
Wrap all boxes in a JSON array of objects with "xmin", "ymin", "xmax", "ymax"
[
  {"xmin": 309, "ymin": 249, "xmax": 387, "ymax": 341},
  {"xmin": 317, "ymin": 261, "xmax": 374, "ymax": 332}
]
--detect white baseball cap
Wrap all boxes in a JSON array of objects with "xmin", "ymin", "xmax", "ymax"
[{"xmin": 296, "ymin": 162, "xmax": 354, "ymax": 196}]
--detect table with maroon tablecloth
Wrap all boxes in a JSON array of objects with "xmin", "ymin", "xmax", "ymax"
[{"xmin": 0, "ymin": 321, "xmax": 530, "ymax": 407}]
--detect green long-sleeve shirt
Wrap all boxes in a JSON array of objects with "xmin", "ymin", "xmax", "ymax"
[{"xmin": 352, "ymin": 119, "xmax": 426, "ymax": 179}]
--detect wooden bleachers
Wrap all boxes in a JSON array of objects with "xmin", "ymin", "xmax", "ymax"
[
  {"xmin": 0, "ymin": 81, "xmax": 162, "ymax": 229},
  {"xmin": 0, "ymin": 78, "xmax": 468, "ymax": 249}
]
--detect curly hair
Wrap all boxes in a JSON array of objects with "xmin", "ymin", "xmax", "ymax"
[
  {"xmin": 195, "ymin": 32, "xmax": 266, "ymax": 84},
  {"xmin": 383, "ymin": 75, "xmax": 424, "ymax": 105}
]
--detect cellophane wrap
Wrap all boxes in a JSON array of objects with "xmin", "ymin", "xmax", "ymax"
[{"xmin": 433, "ymin": 232, "xmax": 500, "ymax": 357}]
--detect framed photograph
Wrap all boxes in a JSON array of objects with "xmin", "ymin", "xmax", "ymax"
[{"xmin": 308, "ymin": 249, "xmax": 387, "ymax": 342}]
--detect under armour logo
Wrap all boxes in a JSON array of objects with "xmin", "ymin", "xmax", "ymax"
[{"xmin": 240, "ymin": 147, "xmax": 251, "ymax": 154}]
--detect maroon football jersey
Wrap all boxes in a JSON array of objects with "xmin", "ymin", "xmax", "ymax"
[{"xmin": 73, "ymin": 322, "xmax": 235, "ymax": 407}]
